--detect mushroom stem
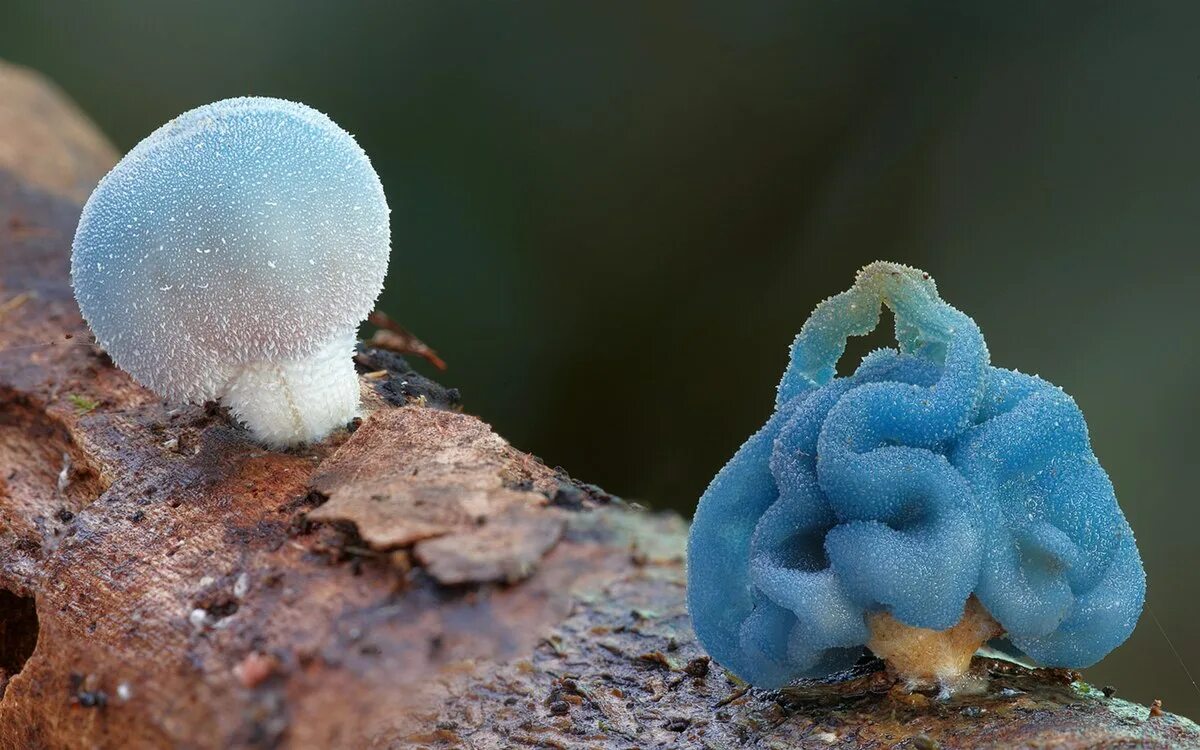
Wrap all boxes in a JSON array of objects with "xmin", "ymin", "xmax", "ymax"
[
  {"xmin": 866, "ymin": 596, "xmax": 1002, "ymax": 690},
  {"xmin": 220, "ymin": 332, "xmax": 361, "ymax": 448}
]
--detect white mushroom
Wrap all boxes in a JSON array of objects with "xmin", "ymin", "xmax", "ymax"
[{"xmin": 71, "ymin": 97, "xmax": 391, "ymax": 447}]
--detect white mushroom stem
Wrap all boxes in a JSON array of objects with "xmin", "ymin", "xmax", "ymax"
[{"xmin": 220, "ymin": 331, "xmax": 361, "ymax": 448}]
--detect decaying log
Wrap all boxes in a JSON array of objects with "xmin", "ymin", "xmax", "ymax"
[{"xmin": 1, "ymin": 60, "xmax": 1198, "ymax": 750}]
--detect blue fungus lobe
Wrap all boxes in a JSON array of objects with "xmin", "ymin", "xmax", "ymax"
[
  {"xmin": 686, "ymin": 262, "xmax": 1145, "ymax": 688},
  {"xmin": 71, "ymin": 97, "xmax": 391, "ymax": 447}
]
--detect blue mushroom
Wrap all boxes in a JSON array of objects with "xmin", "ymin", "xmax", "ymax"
[
  {"xmin": 687, "ymin": 262, "xmax": 1144, "ymax": 689},
  {"xmin": 71, "ymin": 97, "xmax": 391, "ymax": 447}
]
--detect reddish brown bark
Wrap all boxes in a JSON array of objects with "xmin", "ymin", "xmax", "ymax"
[{"xmin": 1, "ymin": 60, "xmax": 1197, "ymax": 749}]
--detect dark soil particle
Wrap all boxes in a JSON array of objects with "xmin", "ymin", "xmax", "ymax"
[
  {"xmin": 548, "ymin": 483, "xmax": 587, "ymax": 510},
  {"xmin": 68, "ymin": 673, "xmax": 107, "ymax": 709},
  {"xmin": 683, "ymin": 657, "xmax": 710, "ymax": 678},
  {"xmin": 353, "ymin": 346, "xmax": 460, "ymax": 409},
  {"xmin": 205, "ymin": 599, "xmax": 239, "ymax": 620},
  {"xmin": 549, "ymin": 470, "xmax": 624, "ymax": 509}
]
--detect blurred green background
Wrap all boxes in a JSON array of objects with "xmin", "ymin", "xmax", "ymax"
[{"xmin": 3, "ymin": 0, "xmax": 1197, "ymax": 719}]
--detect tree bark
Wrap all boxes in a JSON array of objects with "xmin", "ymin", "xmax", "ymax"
[{"xmin": 1, "ymin": 60, "xmax": 1197, "ymax": 750}]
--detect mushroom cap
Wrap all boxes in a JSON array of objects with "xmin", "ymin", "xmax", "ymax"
[{"xmin": 71, "ymin": 97, "xmax": 391, "ymax": 402}]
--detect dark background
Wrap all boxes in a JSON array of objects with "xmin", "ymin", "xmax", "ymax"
[{"xmin": 4, "ymin": 0, "xmax": 1197, "ymax": 719}]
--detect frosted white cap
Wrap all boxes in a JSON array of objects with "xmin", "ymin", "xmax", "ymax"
[{"xmin": 71, "ymin": 97, "xmax": 391, "ymax": 404}]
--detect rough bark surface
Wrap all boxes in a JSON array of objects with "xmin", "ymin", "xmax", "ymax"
[{"xmin": 1, "ymin": 60, "xmax": 1198, "ymax": 750}]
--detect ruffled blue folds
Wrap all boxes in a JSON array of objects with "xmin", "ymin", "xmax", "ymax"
[{"xmin": 686, "ymin": 262, "xmax": 1145, "ymax": 688}]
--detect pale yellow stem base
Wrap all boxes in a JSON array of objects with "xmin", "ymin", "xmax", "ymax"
[{"xmin": 867, "ymin": 597, "xmax": 1003, "ymax": 690}]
